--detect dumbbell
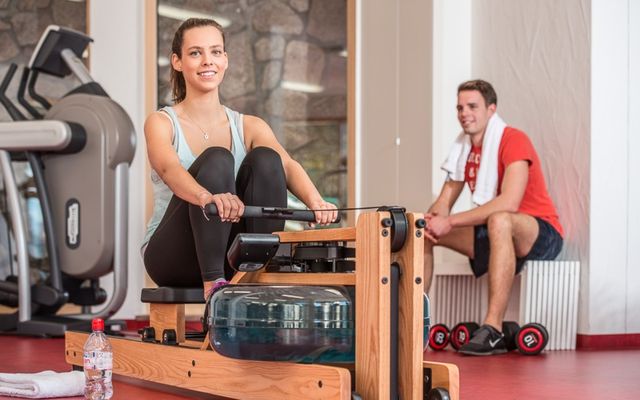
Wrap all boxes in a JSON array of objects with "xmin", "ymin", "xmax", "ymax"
[
  {"xmin": 428, "ymin": 324, "xmax": 450, "ymax": 351},
  {"xmin": 502, "ymin": 321, "xmax": 521, "ymax": 351},
  {"xmin": 450, "ymin": 322, "xmax": 479, "ymax": 350},
  {"xmin": 516, "ymin": 322, "xmax": 549, "ymax": 355},
  {"xmin": 450, "ymin": 321, "xmax": 520, "ymax": 351}
]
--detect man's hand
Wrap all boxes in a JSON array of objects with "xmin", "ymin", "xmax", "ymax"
[{"xmin": 425, "ymin": 214, "xmax": 453, "ymax": 243}]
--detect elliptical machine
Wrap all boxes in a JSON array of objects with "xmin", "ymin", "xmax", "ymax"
[{"xmin": 0, "ymin": 25, "xmax": 136, "ymax": 336}]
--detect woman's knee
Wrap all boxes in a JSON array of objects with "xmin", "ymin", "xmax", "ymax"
[
  {"xmin": 196, "ymin": 147, "xmax": 234, "ymax": 169},
  {"xmin": 192, "ymin": 147, "xmax": 235, "ymax": 189},
  {"xmin": 243, "ymin": 147, "xmax": 284, "ymax": 179}
]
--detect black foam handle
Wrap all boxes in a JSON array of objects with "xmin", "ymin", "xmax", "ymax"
[
  {"xmin": 204, "ymin": 204, "xmax": 340, "ymax": 223},
  {"xmin": 0, "ymin": 64, "xmax": 27, "ymax": 121}
]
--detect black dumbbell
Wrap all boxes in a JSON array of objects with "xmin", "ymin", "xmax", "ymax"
[
  {"xmin": 428, "ymin": 324, "xmax": 450, "ymax": 351},
  {"xmin": 450, "ymin": 322, "xmax": 480, "ymax": 350},
  {"xmin": 516, "ymin": 322, "xmax": 549, "ymax": 355},
  {"xmin": 502, "ymin": 321, "xmax": 521, "ymax": 351}
]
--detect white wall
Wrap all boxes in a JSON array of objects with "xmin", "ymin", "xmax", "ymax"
[
  {"xmin": 590, "ymin": 0, "xmax": 638, "ymax": 334},
  {"xmin": 90, "ymin": 1, "xmax": 147, "ymax": 319},
  {"xmin": 472, "ymin": 0, "xmax": 590, "ymax": 264},
  {"xmin": 357, "ymin": 0, "xmax": 432, "ymax": 212},
  {"xmin": 471, "ymin": 0, "xmax": 593, "ymax": 330},
  {"xmin": 431, "ymin": 0, "xmax": 472, "ymax": 270},
  {"xmin": 628, "ymin": 0, "xmax": 640, "ymax": 333}
]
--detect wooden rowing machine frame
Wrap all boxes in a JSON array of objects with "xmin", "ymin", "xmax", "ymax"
[{"xmin": 64, "ymin": 210, "xmax": 459, "ymax": 399}]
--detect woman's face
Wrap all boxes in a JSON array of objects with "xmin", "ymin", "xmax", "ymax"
[{"xmin": 172, "ymin": 25, "xmax": 228, "ymax": 94}]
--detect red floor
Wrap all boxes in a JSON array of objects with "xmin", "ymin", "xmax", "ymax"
[{"xmin": 0, "ymin": 335, "xmax": 639, "ymax": 399}]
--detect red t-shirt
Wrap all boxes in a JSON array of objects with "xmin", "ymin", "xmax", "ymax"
[
  {"xmin": 464, "ymin": 127, "xmax": 563, "ymax": 237},
  {"xmin": 465, "ymin": 145, "xmax": 482, "ymax": 193}
]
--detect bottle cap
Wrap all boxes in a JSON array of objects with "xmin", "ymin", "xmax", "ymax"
[{"xmin": 92, "ymin": 318, "xmax": 104, "ymax": 332}]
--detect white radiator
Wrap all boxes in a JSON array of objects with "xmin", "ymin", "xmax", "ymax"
[
  {"xmin": 431, "ymin": 275, "xmax": 486, "ymax": 329},
  {"xmin": 430, "ymin": 261, "xmax": 580, "ymax": 351},
  {"xmin": 519, "ymin": 260, "xmax": 581, "ymax": 350}
]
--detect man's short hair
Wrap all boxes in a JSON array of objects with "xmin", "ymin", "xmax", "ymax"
[{"xmin": 457, "ymin": 79, "xmax": 497, "ymax": 107}]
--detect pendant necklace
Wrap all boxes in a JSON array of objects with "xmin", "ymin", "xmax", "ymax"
[{"xmin": 183, "ymin": 109, "xmax": 209, "ymax": 140}]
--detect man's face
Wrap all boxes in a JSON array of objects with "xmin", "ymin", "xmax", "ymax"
[{"xmin": 456, "ymin": 90, "xmax": 496, "ymax": 138}]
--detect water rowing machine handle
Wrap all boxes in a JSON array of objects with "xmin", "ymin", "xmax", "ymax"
[{"xmin": 204, "ymin": 204, "xmax": 341, "ymax": 224}]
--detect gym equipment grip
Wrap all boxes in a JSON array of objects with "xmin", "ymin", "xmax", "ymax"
[{"xmin": 204, "ymin": 204, "xmax": 341, "ymax": 223}]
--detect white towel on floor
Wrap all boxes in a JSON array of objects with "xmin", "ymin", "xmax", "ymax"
[
  {"xmin": 0, "ymin": 370, "xmax": 84, "ymax": 398},
  {"xmin": 440, "ymin": 113, "xmax": 507, "ymax": 205}
]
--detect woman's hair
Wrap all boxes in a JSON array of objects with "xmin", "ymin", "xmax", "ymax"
[
  {"xmin": 170, "ymin": 18, "xmax": 226, "ymax": 104},
  {"xmin": 457, "ymin": 79, "xmax": 497, "ymax": 107}
]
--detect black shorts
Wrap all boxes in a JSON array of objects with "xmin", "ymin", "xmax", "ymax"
[{"xmin": 469, "ymin": 217, "xmax": 563, "ymax": 278}]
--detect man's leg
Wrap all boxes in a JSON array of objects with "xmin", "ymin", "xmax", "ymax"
[
  {"xmin": 483, "ymin": 211, "xmax": 539, "ymax": 331},
  {"xmin": 454, "ymin": 212, "xmax": 540, "ymax": 355},
  {"xmin": 423, "ymin": 227, "xmax": 475, "ymax": 292}
]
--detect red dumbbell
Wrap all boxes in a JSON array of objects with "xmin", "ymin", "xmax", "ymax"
[
  {"xmin": 516, "ymin": 322, "xmax": 549, "ymax": 355},
  {"xmin": 428, "ymin": 324, "xmax": 450, "ymax": 351},
  {"xmin": 450, "ymin": 322, "xmax": 480, "ymax": 350}
]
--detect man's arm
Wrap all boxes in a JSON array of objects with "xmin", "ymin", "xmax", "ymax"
[
  {"xmin": 427, "ymin": 160, "xmax": 529, "ymax": 238},
  {"xmin": 428, "ymin": 179, "xmax": 465, "ymax": 217},
  {"xmin": 424, "ymin": 179, "xmax": 464, "ymax": 242}
]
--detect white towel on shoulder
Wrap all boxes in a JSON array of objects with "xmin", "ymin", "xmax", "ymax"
[
  {"xmin": 0, "ymin": 370, "xmax": 84, "ymax": 398},
  {"xmin": 440, "ymin": 113, "xmax": 507, "ymax": 205}
]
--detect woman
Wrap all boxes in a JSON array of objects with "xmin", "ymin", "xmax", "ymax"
[{"xmin": 142, "ymin": 18, "xmax": 337, "ymax": 299}]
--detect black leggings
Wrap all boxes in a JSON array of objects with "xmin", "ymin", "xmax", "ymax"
[{"xmin": 144, "ymin": 146, "xmax": 287, "ymax": 287}]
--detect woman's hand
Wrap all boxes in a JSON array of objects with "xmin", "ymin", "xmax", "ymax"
[
  {"xmin": 308, "ymin": 200, "xmax": 338, "ymax": 227},
  {"xmin": 199, "ymin": 191, "xmax": 244, "ymax": 223}
]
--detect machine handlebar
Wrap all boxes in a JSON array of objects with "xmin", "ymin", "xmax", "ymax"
[{"xmin": 204, "ymin": 204, "xmax": 341, "ymax": 224}]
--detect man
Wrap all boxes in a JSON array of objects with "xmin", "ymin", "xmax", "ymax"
[{"xmin": 425, "ymin": 80, "xmax": 563, "ymax": 356}]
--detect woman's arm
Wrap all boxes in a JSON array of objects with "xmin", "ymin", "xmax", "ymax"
[{"xmin": 243, "ymin": 115, "xmax": 337, "ymax": 225}]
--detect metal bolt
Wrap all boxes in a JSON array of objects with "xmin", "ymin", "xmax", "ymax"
[
  {"xmin": 382, "ymin": 229, "xmax": 389, "ymax": 237},
  {"xmin": 415, "ymin": 277, "xmax": 422, "ymax": 284},
  {"xmin": 416, "ymin": 230, "xmax": 423, "ymax": 238},
  {"xmin": 382, "ymin": 277, "xmax": 389, "ymax": 284},
  {"xmin": 381, "ymin": 218, "xmax": 392, "ymax": 227}
]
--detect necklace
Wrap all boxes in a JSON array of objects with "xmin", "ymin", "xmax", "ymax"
[{"xmin": 183, "ymin": 109, "xmax": 209, "ymax": 140}]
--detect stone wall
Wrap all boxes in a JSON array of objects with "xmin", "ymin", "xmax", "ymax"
[
  {"xmin": 0, "ymin": 0, "xmax": 87, "ymax": 121},
  {"xmin": 158, "ymin": 0, "xmax": 347, "ymax": 206}
]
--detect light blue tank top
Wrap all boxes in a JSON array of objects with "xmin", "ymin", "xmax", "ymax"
[{"xmin": 142, "ymin": 106, "xmax": 247, "ymax": 248}]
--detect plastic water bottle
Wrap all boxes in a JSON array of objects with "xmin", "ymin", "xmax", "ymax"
[{"xmin": 83, "ymin": 318, "xmax": 113, "ymax": 399}]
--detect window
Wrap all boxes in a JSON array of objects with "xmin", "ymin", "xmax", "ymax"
[{"xmin": 156, "ymin": 0, "xmax": 349, "ymax": 210}]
